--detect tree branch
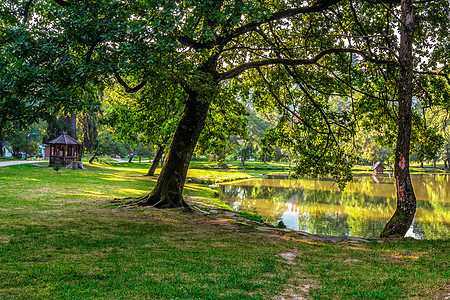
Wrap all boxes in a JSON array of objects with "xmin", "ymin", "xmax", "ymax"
[
  {"xmin": 0, "ymin": 10, "xmax": 17, "ymax": 15},
  {"xmin": 255, "ymin": 67, "xmax": 329, "ymax": 135},
  {"xmin": 218, "ymin": 0, "xmax": 343, "ymax": 47},
  {"xmin": 85, "ymin": 39, "xmax": 101, "ymax": 64},
  {"xmin": 414, "ymin": 70, "xmax": 450, "ymax": 85},
  {"xmin": 22, "ymin": 0, "xmax": 34, "ymax": 24},
  {"xmin": 219, "ymin": 48, "xmax": 396, "ymax": 80},
  {"xmin": 54, "ymin": 0, "xmax": 71, "ymax": 7},
  {"xmin": 114, "ymin": 73, "xmax": 147, "ymax": 93},
  {"xmin": 177, "ymin": 34, "xmax": 208, "ymax": 50}
]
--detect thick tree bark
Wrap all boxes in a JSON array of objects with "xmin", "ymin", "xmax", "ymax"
[
  {"xmin": 138, "ymin": 92, "xmax": 211, "ymax": 208},
  {"xmin": 380, "ymin": 0, "xmax": 416, "ymax": 238},
  {"xmin": 146, "ymin": 145, "xmax": 164, "ymax": 176}
]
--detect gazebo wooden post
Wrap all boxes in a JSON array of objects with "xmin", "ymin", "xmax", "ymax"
[
  {"xmin": 63, "ymin": 145, "xmax": 66, "ymax": 166},
  {"xmin": 50, "ymin": 144, "xmax": 54, "ymax": 166}
]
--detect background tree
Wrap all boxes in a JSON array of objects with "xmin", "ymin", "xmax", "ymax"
[
  {"xmin": 78, "ymin": 110, "xmax": 100, "ymax": 155},
  {"xmin": 44, "ymin": 114, "xmax": 76, "ymax": 143},
  {"xmin": 3, "ymin": 121, "xmax": 44, "ymax": 158},
  {"xmin": 195, "ymin": 91, "xmax": 249, "ymax": 167},
  {"xmin": 102, "ymin": 81, "xmax": 184, "ymax": 175}
]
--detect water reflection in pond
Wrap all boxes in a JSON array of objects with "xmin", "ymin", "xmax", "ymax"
[{"xmin": 219, "ymin": 174, "xmax": 450, "ymax": 239}]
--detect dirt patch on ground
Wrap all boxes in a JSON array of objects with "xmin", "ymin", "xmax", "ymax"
[
  {"xmin": 275, "ymin": 284, "xmax": 315, "ymax": 300},
  {"xmin": 279, "ymin": 251, "xmax": 298, "ymax": 265},
  {"xmin": 423, "ymin": 281, "xmax": 450, "ymax": 299},
  {"xmin": 207, "ymin": 218, "xmax": 240, "ymax": 228},
  {"xmin": 274, "ymin": 249, "xmax": 318, "ymax": 299}
]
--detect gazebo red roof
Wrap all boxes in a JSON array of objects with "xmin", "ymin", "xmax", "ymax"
[
  {"xmin": 372, "ymin": 161, "xmax": 385, "ymax": 170},
  {"xmin": 48, "ymin": 133, "xmax": 81, "ymax": 145}
]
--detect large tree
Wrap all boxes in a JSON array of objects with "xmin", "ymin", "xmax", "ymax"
[{"xmin": 1, "ymin": 0, "xmax": 449, "ymax": 237}]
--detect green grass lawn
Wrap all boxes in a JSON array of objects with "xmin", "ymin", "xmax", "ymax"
[
  {"xmin": 0, "ymin": 162, "xmax": 449, "ymax": 299},
  {"xmin": 0, "ymin": 156, "xmax": 16, "ymax": 161}
]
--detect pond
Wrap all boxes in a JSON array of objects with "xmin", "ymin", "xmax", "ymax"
[{"xmin": 219, "ymin": 173, "xmax": 450, "ymax": 239}]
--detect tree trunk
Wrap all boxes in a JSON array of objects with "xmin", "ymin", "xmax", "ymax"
[
  {"xmin": 89, "ymin": 153, "xmax": 98, "ymax": 164},
  {"xmin": 146, "ymin": 145, "xmax": 164, "ymax": 176},
  {"xmin": 0, "ymin": 128, "xmax": 3, "ymax": 157},
  {"xmin": 380, "ymin": 0, "xmax": 416, "ymax": 238},
  {"xmin": 128, "ymin": 154, "xmax": 134, "ymax": 163},
  {"xmin": 138, "ymin": 93, "xmax": 211, "ymax": 208},
  {"xmin": 70, "ymin": 113, "xmax": 77, "ymax": 139}
]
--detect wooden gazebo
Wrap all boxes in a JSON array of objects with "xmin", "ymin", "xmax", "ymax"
[
  {"xmin": 372, "ymin": 161, "xmax": 386, "ymax": 174},
  {"xmin": 47, "ymin": 132, "xmax": 82, "ymax": 167}
]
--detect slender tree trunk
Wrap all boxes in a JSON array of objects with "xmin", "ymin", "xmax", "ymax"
[
  {"xmin": 138, "ymin": 92, "xmax": 211, "ymax": 208},
  {"xmin": 0, "ymin": 127, "xmax": 3, "ymax": 157},
  {"xmin": 146, "ymin": 145, "xmax": 164, "ymax": 176},
  {"xmin": 89, "ymin": 153, "xmax": 99, "ymax": 164},
  {"xmin": 241, "ymin": 142, "xmax": 247, "ymax": 167},
  {"xmin": 380, "ymin": 0, "xmax": 416, "ymax": 238},
  {"xmin": 128, "ymin": 154, "xmax": 134, "ymax": 163},
  {"xmin": 70, "ymin": 113, "xmax": 77, "ymax": 138}
]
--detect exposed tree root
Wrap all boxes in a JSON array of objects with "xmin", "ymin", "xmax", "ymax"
[
  {"xmin": 110, "ymin": 196, "xmax": 145, "ymax": 206},
  {"xmin": 111, "ymin": 193, "xmax": 192, "ymax": 212}
]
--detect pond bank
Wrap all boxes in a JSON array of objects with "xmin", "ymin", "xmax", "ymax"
[{"xmin": 187, "ymin": 197, "xmax": 382, "ymax": 244}]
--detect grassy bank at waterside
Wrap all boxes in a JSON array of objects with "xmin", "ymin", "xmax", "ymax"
[{"xmin": 0, "ymin": 162, "xmax": 448, "ymax": 299}]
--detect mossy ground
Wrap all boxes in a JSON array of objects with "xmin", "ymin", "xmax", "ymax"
[{"xmin": 0, "ymin": 161, "xmax": 448, "ymax": 299}]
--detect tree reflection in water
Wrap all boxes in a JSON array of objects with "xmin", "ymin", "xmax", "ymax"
[{"xmin": 219, "ymin": 174, "xmax": 450, "ymax": 239}]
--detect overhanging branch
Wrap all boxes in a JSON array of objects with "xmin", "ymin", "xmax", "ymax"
[
  {"xmin": 114, "ymin": 73, "xmax": 147, "ymax": 93},
  {"xmin": 219, "ymin": 48, "xmax": 396, "ymax": 80},
  {"xmin": 218, "ymin": 0, "xmax": 343, "ymax": 47},
  {"xmin": 22, "ymin": 0, "xmax": 34, "ymax": 24},
  {"xmin": 54, "ymin": 0, "xmax": 71, "ymax": 6},
  {"xmin": 414, "ymin": 70, "xmax": 450, "ymax": 84},
  {"xmin": 177, "ymin": 34, "xmax": 208, "ymax": 50}
]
